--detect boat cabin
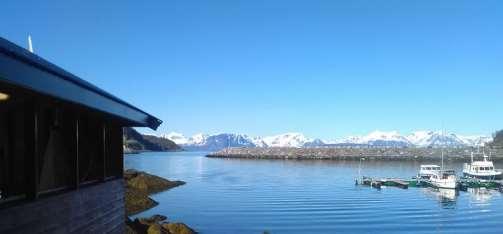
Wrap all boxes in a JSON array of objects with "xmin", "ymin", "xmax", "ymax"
[
  {"xmin": 431, "ymin": 170, "xmax": 456, "ymax": 180},
  {"xmin": 463, "ymin": 153, "xmax": 502, "ymax": 180},
  {"xmin": 467, "ymin": 162, "xmax": 494, "ymax": 173},
  {"xmin": 0, "ymin": 37, "xmax": 161, "ymax": 233},
  {"xmin": 419, "ymin": 165, "xmax": 441, "ymax": 179}
]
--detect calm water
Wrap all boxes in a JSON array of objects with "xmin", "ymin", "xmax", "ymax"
[{"xmin": 125, "ymin": 151, "xmax": 503, "ymax": 234}]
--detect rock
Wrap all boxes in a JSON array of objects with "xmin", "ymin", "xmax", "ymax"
[
  {"xmin": 125, "ymin": 170, "xmax": 186, "ymax": 195},
  {"xmin": 128, "ymin": 175, "xmax": 149, "ymax": 190},
  {"xmin": 127, "ymin": 215, "xmax": 197, "ymax": 234},
  {"xmin": 162, "ymin": 222, "xmax": 197, "ymax": 234},
  {"xmin": 151, "ymin": 214, "xmax": 168, "ymax": 222},
  {"xmin": 124, "ymin": 169, "xmax": 140, "ymax": 180},
  {"xmin": 207, "ymin": 147, "xmax": 503, "ymax": 161},
  {"xmin": 125, "ymin": 188, "xmax": 158, "ymax": 215},
  {"xmin": 147, "ymin": 223, "xmax": 166, "ymax": 234},
  {"xmin": 125, "ymin": 224, "xmax": 137, "ymax": 234},
  {"xmin": 124, "ymin": 170, "xmax": 194, "ymax": 233},
  {"xmin": 126, "ymin": 218, "xmax": 149, "ymax": 234},
  {"xmin": 139, "ymin": 215, "xmax": 168, "ymax": 225},
  {"xmin": 125, "ymin": 170, "xmax": 185, "ymax": 215}
]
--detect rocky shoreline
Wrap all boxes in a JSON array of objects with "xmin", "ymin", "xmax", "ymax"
[
  {"xmin": 208, "ymin": 147, "xmax": 503, "ymax": 161},
  {"xmin": 125, "ymin": 169, "xmax": 196, "ymax": 234},
  {"xmin": 126, "ymin": 215, "xmax": 196, "ymax": 234}
]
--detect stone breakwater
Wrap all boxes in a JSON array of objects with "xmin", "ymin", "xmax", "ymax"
[{"xmin": 207, "ymin": 147, "xmax": 503, "ymax": 161}]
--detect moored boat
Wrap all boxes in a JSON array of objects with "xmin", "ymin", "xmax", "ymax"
[
  {"xmin": 419, "ymin": 142, "xmax": 457, "ymax": 189},
  {"xmin": 463, "ymin": 152, "xmax": 502, "ymax": 180},
  {"xmin": 429, "ymin": 170, "xmax": 457, "ymax": 189}
]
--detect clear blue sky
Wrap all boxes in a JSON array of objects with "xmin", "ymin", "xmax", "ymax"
[{"xmin": 1, "ymin": 1, "xmax": 502, "ymax": 138}]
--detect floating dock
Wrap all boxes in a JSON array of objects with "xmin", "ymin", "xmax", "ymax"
[
  {"xmin": 357, "ymin": 176, "xmax": 503, "ymax": 191},
  {"xmin": 359, "ymin": 177, "xmax": 409, "ymax": 189}
]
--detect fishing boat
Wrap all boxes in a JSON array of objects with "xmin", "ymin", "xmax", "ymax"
[
  {"xmin": 429, "ymin": 169, "xmax": 457, "ymax": 189},
  {"xmin": 425, "ymin": 139, "xmax": 457, "ymax": 189},
  {"xmin": 463, "ymin": 152, "xmax": 503, "ymax": 180}
]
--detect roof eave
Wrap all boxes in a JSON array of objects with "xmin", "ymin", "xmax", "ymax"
[{"xmin": 0, "ymin": 37, "xmax": 162, "ymax": 130}]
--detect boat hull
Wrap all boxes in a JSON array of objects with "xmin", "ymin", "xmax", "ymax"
[
  {"xmin": 430, "ymin": 180, "xmax": 457, "ymax": 189},
  {"xmin": 463, "ymin": 172, "xmax": 503, "ymax": 180}
]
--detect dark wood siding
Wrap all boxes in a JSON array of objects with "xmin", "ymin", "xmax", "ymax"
[{"xmin": 0, "ymin": 179, "xmax": 125, "ymax": 234}]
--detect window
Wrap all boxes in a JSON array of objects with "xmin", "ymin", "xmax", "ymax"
[
  {"xmin": 0, "ymin": 89, "xmax": 31, "ymax": 203},
  {"xmin": 78, "ymin": 113, "xmax": 104, "ymax": 183},
  {"xmin": 105, "ymin": 124, "xmax": 123, "ymax": 178},
  {"xmin": 37, "ymin": 103, "xmax": 77, "ymax": 193},
  {"xmin": 1, "ymin": 84, "xmax": 126, "ymax": 204}
]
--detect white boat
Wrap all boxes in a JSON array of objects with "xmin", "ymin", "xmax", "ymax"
[
  {"xmin": 419, "ymin": 142, "xmax": 457, "ymax": 189},
  {"xmin": 463, "ymin": 152, "xmax": 502, "ymax": 180},
  {"xmin": 418, "ymin": 165, "xmax": 441, "ymax": 179},
  {"xmin": 429, "ymin": 170, "xmax": 457, "ymax": 189}
]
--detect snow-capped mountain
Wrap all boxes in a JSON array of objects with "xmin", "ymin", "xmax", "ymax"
[
  {"xmin": 405, "ymin": 131, "xmax": 490, "ymax": 148},
  {"xmin": 262, "ymin": 133, "xmax": 311, "ymax": 148},
  {"xmin": 303, "ymin": 139, "xmax": 326, "ymax": 147},
  {"xmin": 162, "ymin": 132, "xmax": 189, "ymax": 145},
  {"xmin": 251, "ymin": 137, "xmax": 268, "ymax": 148},
  {"xmin": 406, "ymin": 131, "xmax": 465, "ymax": 147},
  {"xmin": 162, "ymin": 132, "xmax": 208, "ymax": 145},
  {"xmin": 189, "ymin": 133, "xmax": 208, "ymax": 145},
  {"xmin": 361, "ymin": 131, "xmax": 412, "ymax": 147},
  {"xmin": 327, "ymin": 131, "xmax": 412, "ymax": 147},
  {"xmin": 164, "ymin": 133, "xmax": 257, "ymax": 151},
  {"xmin": 459, "ymin": 135, "xmax": 492, "ymax": 147},
  {"xmin": 162, "ymin": 130, "xmax": 492, "ymax": 151},
  {"xmin": 406, "ymin": 131, "xmax": 434, "ymax": 146}
]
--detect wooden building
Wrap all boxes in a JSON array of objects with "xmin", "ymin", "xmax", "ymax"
[{"xmin": 0, "ymin": 37, "xmax": 161, "ymax": 233}]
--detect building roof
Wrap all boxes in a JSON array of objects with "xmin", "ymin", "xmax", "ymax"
[{"xmin": 0, "ymin": 37, "xmax": 162, "ymax": 130}]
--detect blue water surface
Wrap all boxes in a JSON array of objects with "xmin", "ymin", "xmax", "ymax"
[{"xmin": 125, "ymin": 151, "xmax": 503, "ymax": 234}]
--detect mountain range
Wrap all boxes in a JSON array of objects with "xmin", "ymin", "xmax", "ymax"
[
  {"xmin": 161, "ymin": 130, "xmax": 492, "ymax": 151},
  {"xmin": 124, "ymin": 128, "xmax": 181, "ymax": 152}
]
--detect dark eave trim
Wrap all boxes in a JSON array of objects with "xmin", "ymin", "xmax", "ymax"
[{"xmin": 0, "ymin": 37, "xmax": 161, "ymax": 130}]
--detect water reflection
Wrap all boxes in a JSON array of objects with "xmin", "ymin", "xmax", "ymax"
[
  {"xmin": 467, "ymin": 187, "xmax": 502, "ymax": 205},
  {"xmin": 421, "ymin": 186, "xmax": 503, "ymax": 209},
  {"xmin": 422, "ymin": 188, "xmax": 458, "ymax": 209}
]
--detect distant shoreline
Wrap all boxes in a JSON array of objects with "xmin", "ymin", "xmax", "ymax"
[
  {"xmin": 124, "ymin": 148, "xmax": 184, "ymax": 154},
  {"xmin": 207, "ymin": 147, "xmax": 503, "ymax": 162}
]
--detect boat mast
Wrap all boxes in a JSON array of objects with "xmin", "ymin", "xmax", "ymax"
[
  {"xmin": 441, "ymin": 148, "xmax": 444, "ymax": 170},
  {"xmin": 441, "ymin": 129, "xmax": 444, "ymax": 170}
]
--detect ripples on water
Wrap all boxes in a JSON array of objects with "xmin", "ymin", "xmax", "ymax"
[{"xmin": 125, "ymin": 152, "xmax": 503, "ymax": 234}]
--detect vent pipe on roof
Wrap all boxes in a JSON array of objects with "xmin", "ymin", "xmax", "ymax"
[{"xmin": 28, "ymin": 35, "xmax": 34, "ymax": 53}]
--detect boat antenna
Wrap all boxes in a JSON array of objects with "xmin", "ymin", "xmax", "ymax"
[
  {"xmin": 28, "ymin": 34, "xmax": 34, "ymax": 53},
  {"xmin": 483, "ymin": 147, "xmax": 488, "ymax": 161}
]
